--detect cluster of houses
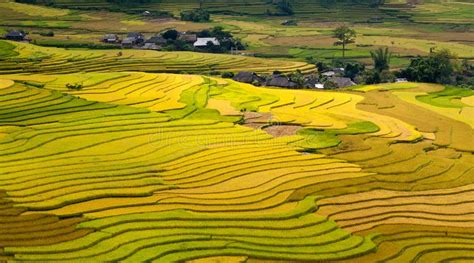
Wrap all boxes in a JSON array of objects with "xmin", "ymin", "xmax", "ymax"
[
  {"xmin": 102, "ymin": 31, "xmax": 220, "ymax": 50},
  {"xmin": 232, "ymin": 69, "xmax": 357, "ymax": 90},
  {"xmin": 232, "ymin": 67, "xmax": 408, "ymax": 89}
]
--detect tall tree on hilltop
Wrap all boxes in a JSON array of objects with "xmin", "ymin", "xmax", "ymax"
[{"xmin": 333, "ymin": 25, "xmax": 356, "ymax": 59}]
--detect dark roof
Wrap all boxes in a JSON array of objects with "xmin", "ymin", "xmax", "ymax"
[
  {"xmin": 127, "ymin": 32, "xmax": 144, "ymax": 39},
  {"xmin": 143, "ymin": 43, "xmax": 161, "ymax": 50},
  {"xmin": 178, "ymin": 33, "xmax": 197, "ymax": 43},
  {"xmin": 233, "ymin": 72, "xmax": 263, "ymax": 84},
  {"xmin": 326, "ymin": 77, "xmax": 356, "ymax": 88},
  {"xmin": 266, "ymin": 75, "xmax": 297, "ymax": 88},
  {"xmin": 146, "ymin": 36, "xmax": 167, "ymax": 44},
  {"xmin": 6, "ymin": 30, "xmax": 25, "ymax": 37},
  {"xmin": 121, "ymin": 37, "xmax": 135, "ymax": 45}
]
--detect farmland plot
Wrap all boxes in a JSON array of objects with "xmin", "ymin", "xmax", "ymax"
[{"xmin": 0, "ymin": 73, "xmax": 473, "ymax": 262}]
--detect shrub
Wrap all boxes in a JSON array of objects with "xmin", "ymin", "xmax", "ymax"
[
  {"xmin": 357, "ymin": 69, "xmax": 394, "ymax": 84},
  {"xmin": 316, "ymin": 61, "xmax": 330, "ymax": 72},
  {"xmin": 66, "ymin": 83, "xmax": 83, "ymax": 91},
  {"xmin": 221, "ymin": 72, "xmax": 234, "ymax": 78},
  {"xmin": 180, "ymin": 9, "xmax": 210, "ymax": 22},
  {"xmin": 162, "ymin": 29, "xmax": 178, "ymax": 40},
  {"xmin": 344, "ymin": 62, "xmax": 365, "ymax": 80},
  {"xmin": 39, "ymin": 31, "xmax": 54, "ymax": 37},
  {"xmin": 324, "ymin": 80, "xmax": 338, "ymax": 90}
]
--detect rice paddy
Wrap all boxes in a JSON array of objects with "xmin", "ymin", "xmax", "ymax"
[
  {"xmin": 0, "ymin": 41, "xmax": 314, "ymax": 75},
  {"xmin": 0, "ymin": 65, "xmax": 473, "ymax": 261},
  {"xmin": 0, "ymin": 0, "xmax": 473, "ymax": 261}
]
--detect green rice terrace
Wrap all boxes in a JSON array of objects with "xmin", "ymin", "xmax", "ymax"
[{"xmin": 0, "ymin": 0, "xmax": 474, "ymax": 262}]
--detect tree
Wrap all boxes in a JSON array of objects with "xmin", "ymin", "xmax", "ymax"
[
  {"xmin": 399, "ymin": 48, "xmax": 457, "ymax": 84},
  {"xmin": 211, "ymin": 26, "xmax": 231, "ymax": 40},
  {"xmin": 180, "ymin": 9, "xmax": 210, "ymax": 22},
  {"xmin": 162, "ymin": 29, "xmax": 178, "ymax": 40},
  {"xmin": 196, "ymin": 27, "xmax": 246, "ymax": 52},
  {"xmin": 344, "ymin": 62, "xmax": 365, "ymax": 80},
  {"xmin": 370, "ymin": 47, "xmax": 391, "ymax": 72},
  {"xmin": 276, "ymin": 0, "xmax": 294, "ymax": 15},
  {"xmin": 203, "ymin": 41, "xmax": 224, "ymax": 53},
  {"xmin": 333, "ymin": 26, "xmax": 356, "ymax": 59}
]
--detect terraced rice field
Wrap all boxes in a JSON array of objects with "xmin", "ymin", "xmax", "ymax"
[
  {"xmin": 0, "ymin": 41, "xmax": 314, "ymax": 75},
  {"xmin": 0, "ymin": 64, "xmax": 473, "ymax": 260},
  {"xmin": 29, "ymin": 0, "xmax": 393, "ymax": 20}
]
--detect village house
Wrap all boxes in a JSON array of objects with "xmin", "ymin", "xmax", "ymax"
[
  {"xmin": 102, "ymin": 34, "xmax": 119, "ymax": 43},
  {"xmin": 142, "ymin": 35, "xmax": 167, "ymax": 50},
  {"xmin": 321, "ymin": 68, "xmax": 345, "ymax": 78},
  {"xmin": 5, "ymin": 30, "xmax": 26, "ymax": 41},
  {"xmin": 142, "ymin": 43, "xmax": 161, "ymax": 50},
  {"xmin": 321, "ymin": 71, "xmax": 336, "ymax": 77},
  {"xmin": 121, "ymin": 37, "xmax": 136, "ymax": 48},
  {"xmin": 126, "ymin": 32, "xmax": 145, "ymax": 45},
  {"xmin": 193, "ymin": 37, "xmax": 220, "ymax": 47},
  {"xmin": 178, "ymin": 33, "xmax": 197, "ymax": 43},
  {"xmin": 145, "ymin": 35, "xmax": 167, "ymax": 45},
  {"xmin": 233, "ymin": 72, "xmax": 265, "ymax": 85},
  {"xmin": 266, "ymin": 74, "xmax": 298, "ymax": 89},
  {"xmin": 333, "ymin": 67, "xmax": 345, "ymax": 74},
  {"xmin": 325, "ymin": 77, "xmax": 356, "ymax": 88}
]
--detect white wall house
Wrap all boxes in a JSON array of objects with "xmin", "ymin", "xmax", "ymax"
[{"xmin": 193, "ymin": 37, "xmax": 220, "ymax": 47}]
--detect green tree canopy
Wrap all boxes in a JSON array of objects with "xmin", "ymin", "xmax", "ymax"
[
  {"xmin": 400, "ymin": 48, "xmax": 457, "ymax": 84},
  {"xmin": 333, "ymin": 26, "xmax": 356, "ymax": 59}
]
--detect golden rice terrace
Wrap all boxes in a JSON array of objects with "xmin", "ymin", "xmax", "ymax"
[{"xmin": 0, "ymin": 0, "xmax": 474, "ymax": 261}]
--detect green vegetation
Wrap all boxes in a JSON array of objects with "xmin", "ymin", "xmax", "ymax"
[
  {"xmin": 417, "ymin": 86, "xmax": 474, "ymax": 109},
  {"xmin": 399, "ymin": 48, "xmax": 457, "ymax": 84},
  {"xmin": 370, "ymin": 47, "xmax": 391, "ymax": 72},
  {"xmin": 295, "ymin": 121, "xmax": 380, "ymax": 149},
  {"xmin": 0, "ymin": 40, "xmax": 18, "ymax": 58},
  {"xmin": 180, "ymin": 8, "xmax": 210, "ymax": 22}
]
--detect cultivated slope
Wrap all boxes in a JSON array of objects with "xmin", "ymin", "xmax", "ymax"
[{"xmin": 1, "ymin": 72, "xmax": 473, "ymax": 261}]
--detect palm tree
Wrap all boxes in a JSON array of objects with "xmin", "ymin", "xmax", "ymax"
[{"xmin": 370, "ymin": 47, "xmax": 392, "ymax": 72}]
